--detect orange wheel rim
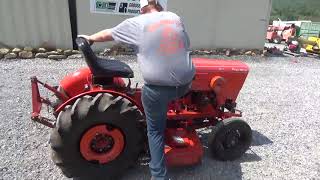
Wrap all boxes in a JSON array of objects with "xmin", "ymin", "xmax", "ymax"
[{"xmin": 80, "ymin": 124, "xmax": 125, "ymax": 164}]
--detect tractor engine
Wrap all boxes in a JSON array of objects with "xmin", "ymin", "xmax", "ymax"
[
  {"xmin": 164, "ymin": 58, "xmax": 249, "ymax": 166},
  {"xmin": 166, "ymin": 58, "xmax": 249, "ymax": 128},
  {"xmin": 191, "ymin": 58, "xmax": 249, "ymax": 107}
]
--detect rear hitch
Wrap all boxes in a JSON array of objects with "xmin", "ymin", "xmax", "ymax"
[
  {"xmin": 31, "ymin": 76, "xmax": 68, "ymax": 128},
  {"xmin": 31, "ymin": 113, "xmax": 56, "ymax": 128}
]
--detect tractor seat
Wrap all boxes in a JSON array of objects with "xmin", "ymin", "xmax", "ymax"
[
  {"xmin": 76, "ymin": 37, "xmax": 134, "ymax": 78},
  {"xmin": 88, "ymin": 56, "xmax": 134, "ymax": 78}
]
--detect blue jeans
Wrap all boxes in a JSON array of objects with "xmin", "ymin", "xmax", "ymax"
[{"xmin": 141, "ymin": 83, "xmax": 191, "ymax": 180}]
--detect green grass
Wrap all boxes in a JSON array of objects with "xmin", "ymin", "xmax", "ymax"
[{"xmin": 271, "ymin": 0, "xmax": 320, "ymax": 22}]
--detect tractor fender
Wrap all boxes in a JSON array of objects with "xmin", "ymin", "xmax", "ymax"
[{"xmin": 54, "ymin": 90, "xmax": 143, "ymax": 117}]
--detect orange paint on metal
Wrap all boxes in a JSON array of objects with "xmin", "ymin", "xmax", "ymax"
[
  {"xmin": 165, "ymin": 129, "xmax": 203, "ymax": 167},
  {"xmin": 80, "ymin": 125, "xmax": 125, "ymax": 164},
  {"xmin": 60, "ymin": 67, "xmax": 92, "ymax": 97},
  {"xmin": 191, "ymin": 58, "xmax": 249, "ymax": 105},
  {"xmin": 210, "ymin": 76, "xmax": 226, "ymax": 94}
]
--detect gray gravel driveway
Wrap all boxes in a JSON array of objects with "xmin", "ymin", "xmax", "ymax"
[{"xmin": 0, "ymin": 55, "xmax": 319, "ymax": 180}]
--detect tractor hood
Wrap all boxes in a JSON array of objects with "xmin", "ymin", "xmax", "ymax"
[{"xmin": 192, "ymin": 58, "xmax": 249, "ymax": 73}]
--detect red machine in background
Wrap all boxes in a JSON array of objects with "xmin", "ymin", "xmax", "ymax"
[
  {"xmin": 266, "ymin": 24, "xmax": 296, "ymax": 44},
  {"xmin": 31, "ymin": 37, "xmax": 252, "ymax": 179}
]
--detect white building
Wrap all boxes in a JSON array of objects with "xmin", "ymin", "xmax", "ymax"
[{"xmin": 0, "ymin": 0, "xmax": 272, "ymax": 50}]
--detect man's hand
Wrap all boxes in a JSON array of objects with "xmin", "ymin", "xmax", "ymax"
[
  {"xmin": 77, "ymin": 29, "xmax": 114, "ymax": 45},
  {"xmin": 77, "ymin": 35, "xmax": 94, "ymax": 45}
]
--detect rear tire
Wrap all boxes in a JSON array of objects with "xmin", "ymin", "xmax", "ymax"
[
  {"xmin": 50, "ymin": 93, "xmax": 144, "ymax": 180},
  {"xmin": 208, "ymin": 118, "xmax": 252, "ymax": 161}
]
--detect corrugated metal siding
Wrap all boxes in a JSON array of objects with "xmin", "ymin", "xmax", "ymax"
[
  {"xmin": 213, "ymin": 0, "xmax": 271, "ymax": 49},
  {"xmin": 0, "ymin": 0, "xmax": 73, "ymax": 49},
  {"xmin": 76, "ymin": 0, "xmax": 271, "ymax": 50},
  {"xmin": 76, "ymin": 0, "xmax": 131, "ymax": 51}
]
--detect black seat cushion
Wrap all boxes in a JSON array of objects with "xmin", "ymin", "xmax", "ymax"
[
  {"xmin": 76, "ymin": 37, "xmax": 134, "ymax": 78},
  {"xmin": 92, "ymin": 57, "xmax": 134, "ymax": 78}
]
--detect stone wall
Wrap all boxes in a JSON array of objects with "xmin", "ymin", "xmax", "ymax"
[{"xmin": 0, "ymin": 44, "xmax": 270, "ymax": 60}]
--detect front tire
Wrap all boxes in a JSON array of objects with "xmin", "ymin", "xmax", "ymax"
[
  {"xmin": 50, "ymin": 93, "xmax": 144, "ymax": 179},
  {"xmin": 208, "ymin": 118, "xmax": 252, "ymax": 161}
]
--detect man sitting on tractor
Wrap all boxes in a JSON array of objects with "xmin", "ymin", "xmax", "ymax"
[{"xmin": 78, "ymin": 0, "xmax": 195, "ymax": 179}]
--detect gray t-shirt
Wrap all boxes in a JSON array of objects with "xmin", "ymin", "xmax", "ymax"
[{"xmin": 111, "ymin": 11, "xmax": 195, "ymax": 86}]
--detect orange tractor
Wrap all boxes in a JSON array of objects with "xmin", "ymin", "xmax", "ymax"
[
  {"xmin": 31, "ymin": 37, "xmax": 252, "ymax": 179},
  {"xmin": 266, "ymin": 24, "xmax": 296, "ymax": 44}
]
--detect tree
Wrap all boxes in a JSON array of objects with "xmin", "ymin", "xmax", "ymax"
[{"xmin": 270, "ymin": 0, "xmax": 320, "ymax": 23}]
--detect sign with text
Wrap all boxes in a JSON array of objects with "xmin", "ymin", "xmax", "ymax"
[{"xmin": 90, "ymin": 0, "xmax": 141, "ymax": 16}]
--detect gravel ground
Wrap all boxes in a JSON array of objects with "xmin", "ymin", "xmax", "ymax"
[{"xmin": 0, "ymin": 55, "xmax": 320, "ymax": 180}]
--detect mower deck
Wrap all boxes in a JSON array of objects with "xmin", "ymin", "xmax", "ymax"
[{"xmin": 165, "ymin": 129, "xmax": 203, "ymax": 166}]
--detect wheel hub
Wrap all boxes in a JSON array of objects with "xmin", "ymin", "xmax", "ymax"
[
  {"xmin": 90, "ymin": 134, "xmax": 115, "ymax": 153},
  {"xmin": 224, "ymin": 130, "xmax": 240, "ymax": 148},
  {"xmin": 80, "ymin": 124, "xmax": 125, "ymax": 164}
]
